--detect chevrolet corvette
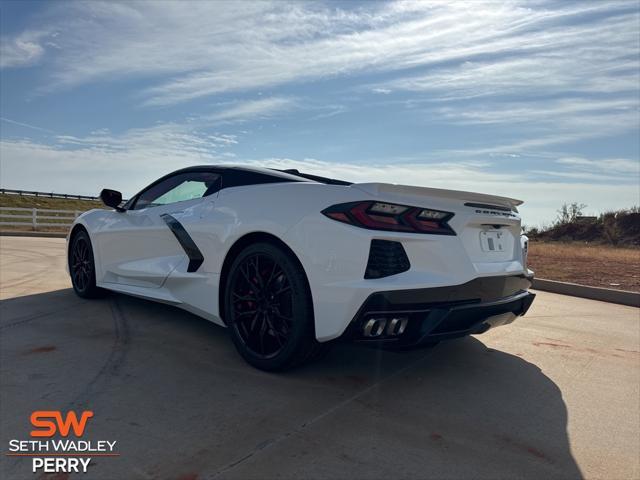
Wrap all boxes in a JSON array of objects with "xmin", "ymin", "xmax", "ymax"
[{"xmin": 67, "ymin": 165, "xmax": 535, "ymax": 370}]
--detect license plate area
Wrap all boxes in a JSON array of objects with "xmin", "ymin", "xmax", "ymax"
[{"xmin": 480, "ymin": 230, "xmax": 506, "ymax": 252}]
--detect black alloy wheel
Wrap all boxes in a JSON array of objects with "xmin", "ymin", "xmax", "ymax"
[
  {"xmin": 230, "ymin": 252, "xmax": 293, "ymax": 358},
  {"xmin": 225, "ymin": 242, "xmax": 326, "ymax": 370},
  {"xmin": 69, "ymin": 230, "xmax": 103, "ymax": 298}
]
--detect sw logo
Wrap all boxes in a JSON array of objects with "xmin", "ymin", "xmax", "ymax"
[
  {"xmin": 30, "ymin": 410, "xmax": 94, "ymax": 437},
  {"xmin": 8, "ymin": 411, "xmax": 118, "ymax": 474},
  {"xmin": 30, "ymin": 411, "xmax": 95, "ymax": 474}
]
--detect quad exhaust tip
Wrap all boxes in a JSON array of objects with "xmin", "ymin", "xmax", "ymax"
[
  {"xmin": 387, "ymin": 317, "xmax": 408, "ymax": 336},
  {"xmin": 363, "ymin": 317, "xmax": 408, "ymax": 338}
]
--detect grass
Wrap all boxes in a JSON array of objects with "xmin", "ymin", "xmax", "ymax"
[{"xmin": 528, "ymin": 241, "xmax": 640, "ymax": 292}]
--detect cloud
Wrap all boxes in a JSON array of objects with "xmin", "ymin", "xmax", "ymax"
[
  {"xmin": 433, "ymin": 98, "xmax": 638, "ymax": 127},
  {"xmin": 0, "ymin": 124, "xmax": 236, "ymax": 197},
  {"xmin": 202, "ymin": 97, "xmax": 296, "ymax": 124},
  {"xmin": 53, "ymin": 124, "xmax": 237, "ymax": 153},
  {"xmin": 0, "ymin": 117, "xmax": 55, "ymax": 133},
  {"xmin": 376, "ymin": 47, "xmax": 639, "ymax": 100},
  {"xmin": 3, "ymin": 1, "xmax": 637, "ymax": 107},
  {"xmin": 0, "ymin": 30, "xmax": 49, "ymax": 68},
  {"xmin": 556, "ymin": 156, "xmax": 639, "ymax": 175},
  {"xmin": 421, "ymin": 96, "xmax": 640, "ymax": 155}
]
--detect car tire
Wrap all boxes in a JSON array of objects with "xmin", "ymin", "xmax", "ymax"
[
  {"xmin": 69, "ymin": 230, "xmax": 104, "ymax": 299},
  {"xmin": 224, "ymin": 242, "xmax": 326, "ymax": 371}
]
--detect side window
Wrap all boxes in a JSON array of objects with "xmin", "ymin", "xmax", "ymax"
[{"xmin": 133, "ymin": 171, "xmax": 220, "ymax": 210}]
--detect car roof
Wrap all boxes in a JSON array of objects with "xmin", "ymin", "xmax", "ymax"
[
  {"xmin": 173, "ymin": 164, "xmax": 352, "ymax": 185},
  {"xmin": 123, "ymin": 164, "xmax": 350, "ymax": 209},
  {"xmin": 176, "ymin": 164, "xmax": 314, "ymax": 182}
]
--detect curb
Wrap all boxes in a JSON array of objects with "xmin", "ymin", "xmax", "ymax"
[
  {"xmin": 0, "ymin": 231, "xmax": 67, "ymax": 238},
  {"xmin": 533, "ymin": 278, "xmax": 639, "ymax": 308}
]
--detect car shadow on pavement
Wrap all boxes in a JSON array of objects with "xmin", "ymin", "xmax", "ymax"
[{"xmin": 1, "ymin": 289, "xmax": 582, "ymax": 480}]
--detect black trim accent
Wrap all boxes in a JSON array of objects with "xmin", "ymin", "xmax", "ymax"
[
  {"xmin": 342, "ymin": 275, "xmax": 535, "ymax": 347},
  {"xmin": 464, "ymin": 202, "xmax": 517, "ymax": 213},
  {"xmin": 352, "ymin": 291, "xmax": 535, "ymax": 347},
  {"xmin": 273, "ymin": 169, "xmax": 353, "ymax": 185},
  {"xmin": 364, "ymin": 240, "xmax": 410, "ymax": 279},
  {"xmin": 160, "ymin": 214, "xmax": 204, "ymax": 273},
  {"xmin": 360, "ymin": 274, "xmax": 532, "ymax": 310},
  {"xmin": 99, "ymin": 188, "xmax": 125, "ymax": 212},
  {"xmin": 222, "ymin": 168, "xmax": 304, "ymax": 189}
]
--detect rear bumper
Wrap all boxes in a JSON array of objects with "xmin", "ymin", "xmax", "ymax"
[{"xmin": 342, "ymin": 274, "xmax": 535, "ymax": 348}]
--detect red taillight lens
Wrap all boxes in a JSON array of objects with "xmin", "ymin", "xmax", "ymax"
[{"xmin": 322, "ymin": 201, "xmax": 455, "ymax": 235}]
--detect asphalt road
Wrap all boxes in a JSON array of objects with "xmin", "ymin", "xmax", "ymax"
[{"xmin": 1, "ymin": 236, "xmax": 639, "ymax": 480}]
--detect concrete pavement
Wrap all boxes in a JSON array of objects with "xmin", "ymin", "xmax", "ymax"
[{"xmin": 1, "ymin": 237, "xmax": 638, "ymax": 479}]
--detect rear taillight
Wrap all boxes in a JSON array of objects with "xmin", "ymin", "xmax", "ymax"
[{"xmin": 322, "ymin": 201, "xmax": 455, "ymax": 235}]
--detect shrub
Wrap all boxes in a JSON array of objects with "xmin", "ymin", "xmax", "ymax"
[{"xmin": 531, "ymin": 205, "xmax": 639, "ymax": 246}]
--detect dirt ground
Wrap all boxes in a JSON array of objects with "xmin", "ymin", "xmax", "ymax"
[{"xmin": 528, "ymin": 241, "xmax": 640, "ymax": 292}]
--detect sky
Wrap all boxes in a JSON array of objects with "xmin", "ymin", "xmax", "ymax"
[{"xmin": 0, "ymin": 0, "xmax": 638, "ymax": 226}]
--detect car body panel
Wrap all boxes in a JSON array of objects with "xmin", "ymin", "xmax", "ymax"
[{"xmin": 68, "ymin": 166, "xmax": 533, "ymax": 342}]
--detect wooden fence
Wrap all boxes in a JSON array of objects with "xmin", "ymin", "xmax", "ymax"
[{"xmin": 0, "ymin": 207, "xmax": 82, "ymax": 230}]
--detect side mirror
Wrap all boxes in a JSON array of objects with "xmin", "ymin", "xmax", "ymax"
[{"xmin": 100, "ymin": 189, "xmax": 124, "ymax": 212}]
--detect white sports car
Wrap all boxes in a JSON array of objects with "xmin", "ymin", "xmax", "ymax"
[{"xmin": 67, "ymin": 165, "xmax": 535, "ymax": 370}]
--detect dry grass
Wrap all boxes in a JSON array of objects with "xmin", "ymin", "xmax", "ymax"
[
  {"xmin": 528, "ymin": 241, "xmax": 640, "ymax": 292},
  {"xmin": 0, "ymin": 193, "xmax": 101, "ymax": 211}
]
